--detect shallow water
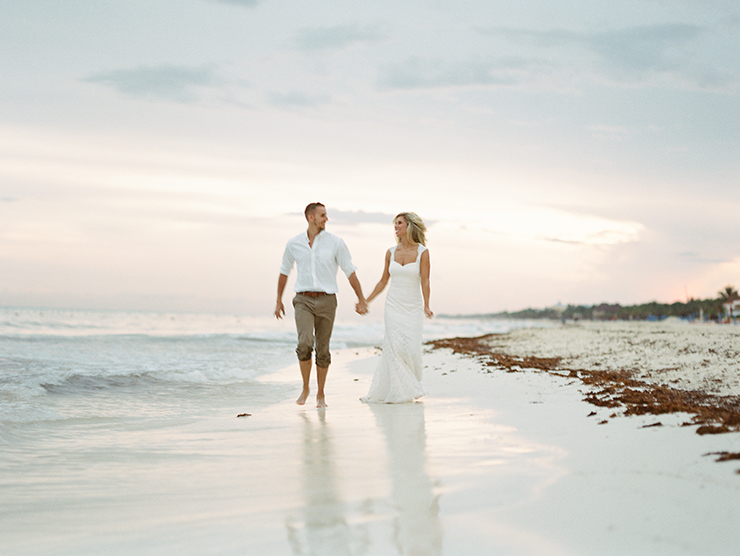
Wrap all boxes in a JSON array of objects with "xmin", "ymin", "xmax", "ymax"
[{"xmin": 0, "ymin": 308, "xmax": 543, "ymax": 424}]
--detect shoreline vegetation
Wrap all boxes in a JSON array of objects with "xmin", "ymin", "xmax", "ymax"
[
  {"xmin": 441, "ymin": 285, "xmax": 740, "ymax": 323},
  {"xmin": 428, "ymin": 322, "xmax": 740, "ymax": 470},
  {"xmin": 430, "ymin": 334, "xmax": 740, "ymax": 437}
]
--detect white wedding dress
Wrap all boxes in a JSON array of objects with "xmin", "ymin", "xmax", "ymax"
[{"xmin": 361, "ymin": 245, "xmax": 426, "ymax": 403}]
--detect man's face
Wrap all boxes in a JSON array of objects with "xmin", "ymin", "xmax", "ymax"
[{"xmin": 312, "ymin": 207, "xmax": 328, "ymax": 230}]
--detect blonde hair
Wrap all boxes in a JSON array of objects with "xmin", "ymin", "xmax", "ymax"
[{"xmin": 395, "ymin": 212, "xmax": 427, "ymax": 246}]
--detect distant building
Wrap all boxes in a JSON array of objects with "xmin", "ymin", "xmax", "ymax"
[
  {"xmin": 592, "ymin": 303, "xmax": 621, "ymax": 320},
  {"xmin": 723, "ymin": 300, "xmax": 740, "ymax": 321},
  {"xmin": 551, "ymin": 302, "xmax": 565, "ymax": 314}
]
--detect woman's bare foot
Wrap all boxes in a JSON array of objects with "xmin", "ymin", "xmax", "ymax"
[
  {"xmin": 296, "ymin": 389, "xmax": 310, "ymax": 405},
  {"xmin": 316, "ymin": 395, "xmax": 327, "ymax": 408}
]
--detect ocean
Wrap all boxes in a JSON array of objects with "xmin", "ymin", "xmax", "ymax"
[
  {"xmin": 0, "ymin": 307, "xmax": 543, "ymax": 555},
  {"xmin": 0, "ymin": 307, "xmax": 542, "ymax": 427}
]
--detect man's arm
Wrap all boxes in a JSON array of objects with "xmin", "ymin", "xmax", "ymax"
[
  {"xmin": 275, "ymin": 273, "xmax": 288, "ymax": 319},
  {"xmin": 347, "ymin": 272, "xmax": 368, "ymax": 314}
]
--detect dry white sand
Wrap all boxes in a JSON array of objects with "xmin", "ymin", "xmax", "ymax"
[{"xmin": 482, "ymin": 319, "xmax": 740, "ymax": 395}]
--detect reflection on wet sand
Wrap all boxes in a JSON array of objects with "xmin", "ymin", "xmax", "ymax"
[
  {"xmin": 370, "ymin": 402, "xmax": 442, "ymax": 556},
  {"xmin": 285, "ymin": 402, "xmax": 441, "ymax": 555},
  {"xmin": 286, "ymin": 410, "xmax": 356, "ymax": 555}
]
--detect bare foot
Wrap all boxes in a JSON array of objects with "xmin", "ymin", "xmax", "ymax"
[
  {"xmin": 316, "ymin": 395, "xmax": 327, "ymax": 409},
  {"xmin": 296, "ymin": 389, "xmax": 309, "ymax": 405}
]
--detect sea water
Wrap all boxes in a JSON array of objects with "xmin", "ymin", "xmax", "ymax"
[
  {"xmin": 0, "ymin": 307, "xmax": 539, "ymax": 427},
  {"xmin": 0, "ymin": 307, "xmax": 542, "ymax": 555}
]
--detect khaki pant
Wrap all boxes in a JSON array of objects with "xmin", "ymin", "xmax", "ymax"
[{"xmin": 292, "ymin": 293, "xmax": 337, "ymax": 368}]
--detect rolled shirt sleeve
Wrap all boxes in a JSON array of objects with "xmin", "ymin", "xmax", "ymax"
[
  {"xmin": 279, "ymin": 243, "xmax": 295, "ymax": 276},
  {"xmin": 335, "ymin": 238, "xmax": 357, "ymax": 278}
]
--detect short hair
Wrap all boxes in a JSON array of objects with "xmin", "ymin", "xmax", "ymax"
[
  {"xmin": 304, "ymin": 202, "xmax": 325, "ymax": 220},
  {"xmin": 395, "ymin": 212, "xmax": 427, "ymax": 246}
]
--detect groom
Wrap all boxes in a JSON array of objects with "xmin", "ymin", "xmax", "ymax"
[{"xmin": 275, "ymin": 203, "xmax": 368, "ymax": 408}]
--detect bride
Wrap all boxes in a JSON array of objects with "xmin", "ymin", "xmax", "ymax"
[{"xmin": 360, "ymin": 212, "xmax": 433, "ymax": 404}]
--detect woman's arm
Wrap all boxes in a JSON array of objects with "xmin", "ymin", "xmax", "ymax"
[
  {"xmin": 420, "ymin": 249, "xmax": 433, "ymax": 318},
  {"xmin": 366, "ymin": 249, "xmax": 392, "ymax": 304}
]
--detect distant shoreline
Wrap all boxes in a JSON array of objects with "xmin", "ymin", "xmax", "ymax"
[{"xmin": 440, "ymin": 296, "xmax": 737, "ymax": 323}]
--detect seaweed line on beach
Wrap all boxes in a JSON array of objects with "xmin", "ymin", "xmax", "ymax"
[{"xmin": 428, "ymin": 334, "xmax": 740, "ymax": 439}]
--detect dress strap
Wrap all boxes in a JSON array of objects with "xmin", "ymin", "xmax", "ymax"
[{"xmin": 415, "ymin": 244, "xmax": 427, "ymax": 262}]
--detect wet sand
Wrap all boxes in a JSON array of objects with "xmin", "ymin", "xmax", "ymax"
[{"xmin": 249, "ymin": 320, "xmax": 740, "ymax": 554}]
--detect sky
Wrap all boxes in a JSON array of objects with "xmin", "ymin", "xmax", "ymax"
[{"xmin": 1, "ymin": 0, "xmax": 739, "ymax": 318}]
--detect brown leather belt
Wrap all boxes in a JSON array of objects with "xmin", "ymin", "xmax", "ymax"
[{"xmin": 298, "ymin": 291, "xmax": 331, "ymax": 297}]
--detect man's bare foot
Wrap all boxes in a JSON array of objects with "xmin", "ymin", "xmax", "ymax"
[
  {"xmin": 316, "ymin": 395, "xmax": 327, "ymax": 409},
  {"xmin": 296, "ymin": 389, "xmax": 310, "ymax": 405}
]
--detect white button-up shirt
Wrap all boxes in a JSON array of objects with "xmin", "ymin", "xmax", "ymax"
[{"xmin": 279, "ymin": 231, "xmax": 357, "ymax": 294}]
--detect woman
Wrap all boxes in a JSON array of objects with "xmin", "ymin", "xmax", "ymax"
[{"xmin": 360, "ymin": 212, "xmax": 433, "ymax": 403}]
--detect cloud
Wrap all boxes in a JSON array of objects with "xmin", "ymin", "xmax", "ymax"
[
  {"xmin": 267, "ymin": 90, "xmax": 331, "ymax": 109},
  {"xmin": 587, "ymin": 124, "xmax": 631, "ymax": 142},
  {"xmin": 378, "ymin": 22, "xmax": 736, "ymax": 93},
  {"xmin": 329, "ymin": 210, "xmax": 396, "ymax": 225},
  {"xmin": 378, "ymin": 56, "xmax": 554, "ymax": 90},
  {"xmin": 83, "ymin": 64, "xmax": 218, "ymax": 102},
  {"xmin": 293, "ymin": 24, "xmax": 387, "ymax": 51},
  {"xmin": 287, "ymin": 210, "xmax": 395, "ymax": 225},
  {"xmin": 476, "ymin": 23, "xmax": 703, "ymax": 68},
  {"xmin": 676, "ymin": 251, "xmax": 728, "ymax": 265},
  {"xmin": 588, "ymin": 24, "xmax": 703, "ymax": 71},
  {"xmin": 211, "ymin": 0, "xmax": 262, "ymax": 7},
  {"xmin": 475, "ymin": 23, "xmax": 736, "ymax": 91}
]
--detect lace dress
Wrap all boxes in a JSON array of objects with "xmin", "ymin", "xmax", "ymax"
[{"xmin": 361, "ymin": 245, "xmax": 426, "ymax": 403}]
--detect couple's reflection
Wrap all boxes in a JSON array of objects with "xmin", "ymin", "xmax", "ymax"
[
  {"xmin": 288, "ymin": 403, "xmax": 441, "ymax": 555},
  {"xmin": 370, "ymin": 402, "xmax": 442, "ymax": 556},
  {"xmin": 287, "ymin": 410, "xmax": 354, "ymax": 555}
]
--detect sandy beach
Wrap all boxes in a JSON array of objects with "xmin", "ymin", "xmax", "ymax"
[{"xmin": 3, "ymin": 319, "xmax": 739, "ymax": 555}]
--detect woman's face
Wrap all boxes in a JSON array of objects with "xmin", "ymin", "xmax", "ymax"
[{"xmin": 394, "ymin": 216, "xmax": 408, "ymax": 239}]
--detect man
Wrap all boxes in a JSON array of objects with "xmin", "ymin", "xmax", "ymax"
[{"xmin": 275, "ymin": 202, "xmax": 368, "ymax": 408}]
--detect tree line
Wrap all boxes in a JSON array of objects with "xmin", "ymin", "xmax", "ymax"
[{"xmin": 463, "ymin": 286, "xmax": 740, "ymax": 322}]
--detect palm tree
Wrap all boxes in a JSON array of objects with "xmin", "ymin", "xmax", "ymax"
[
  {"xmin": 718, "ymin": 285, "xmax": 740, "ymax": 302},
  {"xmin": 718, "ymin": 285, "xmax": 739, "ymax": 322}
]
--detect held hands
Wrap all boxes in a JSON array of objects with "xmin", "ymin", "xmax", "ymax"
[{"xmin": 354, "ymin": 300, "xmax": 431, "ymax": 318}]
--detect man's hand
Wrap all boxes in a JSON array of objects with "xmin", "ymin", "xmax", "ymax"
[
  {"xmin": 355, "ymin": 300, "xmax": 368, "ymax": 315},
  {"xmin": 275, "ymin": 274, "xmax": 288, "ymax": 320}
]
